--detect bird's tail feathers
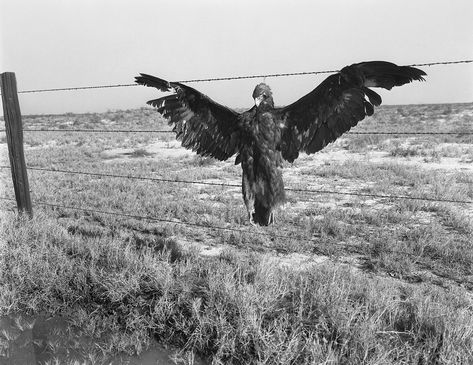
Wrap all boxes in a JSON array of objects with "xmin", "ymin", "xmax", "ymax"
[{"xmin": 253, "ymin": 200, "xmax": 272, "ymax": 226}]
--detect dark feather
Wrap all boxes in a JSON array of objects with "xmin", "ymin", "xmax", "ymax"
[
  {"xmin": 362, "ymin": 87, "xmax": 382, "ymax": 106},
  {"xmin": 135, "ymin": 73, "xmax": 244, "ymax": 161},
  {"xmin": 277, "ymin": 61, "xmax": 426, "ymax": 162},
  {"xmin": 135, "ymin": 74, "xmax": 172, "ymax": 92},
  {"xmin": 347, "ymin": 61, "xmax": 426, "ymax": 89},
  {"xmin": 364, "ymin": 101, "xmax": 374, "ymax": 116}
]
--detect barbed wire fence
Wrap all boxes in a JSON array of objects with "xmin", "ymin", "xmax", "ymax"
[
  {"xmin": 1, "ymin": 129, "xmax": 473, "ymax": 135},
  {"xmin": 1, "ymin": 60, "xmax": 472, "ymax": 259},
  {"xmin": 1, "ymin": 59, "xmax": 471, "ymax": 95},
  {"xmin": 0, "ymin": 165, "xmax": 471, "ymax": 204},
  {"xmin": 0, "ymin": 196, "xmax": 439, "ymax": 259}
]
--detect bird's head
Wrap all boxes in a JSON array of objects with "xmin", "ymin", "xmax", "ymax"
[{"xmin": 252, "ymin": 83, "xmax": 274, "ymax": 108}]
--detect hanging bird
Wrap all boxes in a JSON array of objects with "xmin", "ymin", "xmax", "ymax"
[{"xmin": 135, "ymin": 61, "xmax": 426, "ymax": 226}]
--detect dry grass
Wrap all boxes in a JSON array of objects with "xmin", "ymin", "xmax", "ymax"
[{"xmin": 1, "ymin": 212, "xmax": 472, "ymax": 364}]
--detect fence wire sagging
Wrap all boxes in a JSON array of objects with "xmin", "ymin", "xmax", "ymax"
[{"xmin": 1, "ymin": 60, "xmax": 472, "ymax": 256}]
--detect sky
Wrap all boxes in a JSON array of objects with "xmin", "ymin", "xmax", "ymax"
[{"xmin": 1, "ymin": 0, "xmax": 472, "ymax": 115}]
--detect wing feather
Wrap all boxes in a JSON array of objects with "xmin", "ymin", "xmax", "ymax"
[
  {"xmin": 277, "ymin": 62, "xmax": 426, "ymax": 162},
  {"xmin": 135, "ymin": 73, "xmax": 243, "ymax": 161}
]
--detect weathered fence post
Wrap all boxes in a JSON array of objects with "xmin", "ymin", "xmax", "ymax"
[{"xmin": 1, "ymin": 72, "xmax": 33, "ymax": 217}]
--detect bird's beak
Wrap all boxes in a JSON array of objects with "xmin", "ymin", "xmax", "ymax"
[{"xmin": 254, "ymin": 95, "xmax": 264, "ymax": 107}]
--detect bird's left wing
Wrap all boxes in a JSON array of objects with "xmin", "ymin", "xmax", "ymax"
[
  {"xmin": 276, "ymin": 61, "xmax": 426, "ymax": 162},
  {"xmin": 135, "ymin": 73, "xmax": 243, "ymax": 161}
]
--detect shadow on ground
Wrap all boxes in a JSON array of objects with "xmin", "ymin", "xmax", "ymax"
[{"xmin": 0, "ymin": 313, "xmax": 206, "ymax": 365}]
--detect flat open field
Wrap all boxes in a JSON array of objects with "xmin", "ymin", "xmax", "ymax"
[{"xmin": 1, "ymin": 103, "xmax": 473, "ymax": 364}]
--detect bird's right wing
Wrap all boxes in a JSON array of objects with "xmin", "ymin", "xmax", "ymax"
[{"xmin": 135, "ymin": 73, "xmax": 243, "ymax": 161}]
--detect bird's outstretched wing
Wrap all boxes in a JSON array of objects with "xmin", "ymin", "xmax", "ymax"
[
  {"xmin": 277, "ymin": 61, "xmax": 426, "ymax": 162},
  {"xmin": 135, "ymin": 73, "xmax": 243, "ymax": 161}
]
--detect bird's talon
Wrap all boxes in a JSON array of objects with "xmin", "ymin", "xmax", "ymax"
[
  {"xmin": 249, "ymin": 211, "xmax": 257, "ymax": 226},
  {"xmin": 268, "ymin": 212, "xmax": 275, "ymax": 225}
]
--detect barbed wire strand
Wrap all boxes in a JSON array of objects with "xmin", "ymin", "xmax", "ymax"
[
  {"xmin": 2, "ymin": 60, "xmax": 471, "ymax": 95},
  {"xmin": 0, "ymin": 196, "xmax": 444, "ymax": 260},
  {"xmin": 349, "ymin": 132, "xmax": 473, "ymax": 135},
  {"xmin": 3, "ymin": 129, "xmax": 174, "ymax": 133},
  {"xmin": 0, "ymin": 197, "xmax": 16, "ymax": 203},
  {"xmin": 1, "ymin": 165, "xmax": 470, "ymax": 204},
  {"xmin": 0, "ymin": 201, "xmax": 16, "ymax": 211},
  {"xmin": 1, "ymin": 129, "xmax": 472, "ymax": 135},
  {"xmin": 0, "ymin": 196, "xmax": 316, "ymax": 241}
]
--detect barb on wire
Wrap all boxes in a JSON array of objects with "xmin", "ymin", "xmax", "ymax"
[
  {"xmin": 3, "ymin": 59, "xmax": 471, "ymax": 95},
  {"xmin": 6, "ymin": 165, "xmax": 471, "ymax": 204}
]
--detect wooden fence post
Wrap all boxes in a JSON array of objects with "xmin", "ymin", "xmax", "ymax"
[{"xmin": 1, "ymin": 72, "xmax": 33, "ymax": 217}]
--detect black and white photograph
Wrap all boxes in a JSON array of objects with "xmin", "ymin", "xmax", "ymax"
[{"xmin": 1, "ymin": 0, "xmax": 472, "ymax": 363}]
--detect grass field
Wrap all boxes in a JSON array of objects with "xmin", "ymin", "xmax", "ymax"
[{"xmin": 1, "ymin": 103, "xmax": 472, "ymax": 364}]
